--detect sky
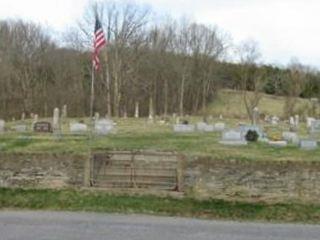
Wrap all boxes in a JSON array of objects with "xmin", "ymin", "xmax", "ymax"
[{"xmin": 1, "ymin": 0, "xmax": 320, "ymax": 68}]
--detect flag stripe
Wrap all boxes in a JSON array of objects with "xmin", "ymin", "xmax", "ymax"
[{"xmin": 92, "ymin": 17, "xmax": 107, "ymax": 71}]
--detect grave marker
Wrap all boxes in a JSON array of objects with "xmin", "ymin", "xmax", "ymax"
[
  {"xmin": 53, "ymin": 108, "xmax": 60, "ymax": 131},
  {"xmin": 282, "ymin": 131, "xmax": 299, "ymax": 145},
  {"xmin": 0, "ymin": 119, "xmax": 5, "ymax": 133},
  {"xmin": 33, "ymin": 121, "xmax": 52, "ymax": 133},
  {"xmin": 219, "ymin": 129, "xmax": 247, "ymax": 145},
  {"xmin": 300, "ymin": 139, "xmax": 318, "ymax": 150},
  {"xmin": 95, "ymin": 119, "xmax": 114, "ymax": 135},
  {"xmin": 173, "ymin": 124, "xmax": 195, "ymax": 133},
  {"xmin": 14, "ymin": 125, "xmax": 27, "ymax": 132},
  {"xmin": 70, "ymin": 123, "xmax": 88, "ymax": 134},
  {"xmin": 310, "ymin": 120, "xmax": 320, "ymax": 134}
]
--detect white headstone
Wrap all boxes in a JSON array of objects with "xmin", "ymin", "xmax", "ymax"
[
  {"xmin": 196, "ymin": 122, "xmax": 214, "ymax": 132},
  {"xmin": 53, "ymin": 108, "xmax": 60, "ymax": 130},
  {"xmin": 253, "ymin": 107, "xmax": 259, "ymax": 125},
  {"xmin": 95, "ymin": 119, "xmax": 114, "ymax": 135},
  {"xmin": 219, "ymin": 129, "xmax": 247, "ymax": 145},
  {"xmin": 70, "ymin": 123, "xmax": 88, "ymax": 134},
  {"xmin": 300, "ymin": 139, "xmax": 318, "ymax": 150},
  {"xmin": 271, "ymin": 116, "xmax": 279, "ymax": 125},
  {"xmin": 289, "ymin": 116, "xmax": 295, "ymax": 126},
  {"xmin": 268, "ymin": 141, "xmax": 288, "ymax": 148},
  {"xmin": 0, "ymin": 120, "xmax": 5, "ymax": 133},
  {"xmin": 173, "ymin": 124, "xmax": 195, "ymax": 133},
  {"xmin": 214, "ymin": 123, "xmax": 226, "ymax": 132},
  {"xmin": 310, "ymin": 120, "xmax": 320, "ymax": 134},
  {"xmin": 294, "ymin": 115, "xmax": 299, "ymax": 127},
  {"xmin": 94, "ymin": 112, "xmax": 100, "ymax": 121},
  {"xmin": 134, "ymin": 102, "xmax": 139, "ymax": 118},
  {"xmin": 62, "ymin": 105, "xmax": 67, "ymax": 118},
  {"xmin": 32, "ymin": 114, "xmax": 38, "ymax": 129},
  {"xmin": 307, "ymin": 117, "xmax": 316, "ymax": 128},
  {"xmin": 21, "ymin": 112, "xmax": 25, "ymax": 121},
  {"xmin": 14, "ymin": 124, "xmax": 27, "ymax": 132},
  {"xmin": 282, "ymin": 132, "xmax": 299, "ymax": 145}
]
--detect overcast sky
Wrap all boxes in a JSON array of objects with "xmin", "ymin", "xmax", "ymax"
[{"xmin": 1, "ymin": 0, "xmax": 320, "ymax": 68}]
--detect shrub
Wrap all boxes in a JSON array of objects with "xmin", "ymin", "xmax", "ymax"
[{"xmin": 245, "ymin": 130, "xmax": 259, "ymax": 142}]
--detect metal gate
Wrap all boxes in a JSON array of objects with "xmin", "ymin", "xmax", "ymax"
[{"xmin": 91, "ymin": 151, "xmax": 181, "ymax": 191}]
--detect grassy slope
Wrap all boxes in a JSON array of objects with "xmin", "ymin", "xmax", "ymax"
[
  {"xmin": 208, "ymin": 89, "xmax": 310, "ymax": 119},
  {"xmin": 0, "ymin": 188, "xmax": 320, "ymax": 223}
]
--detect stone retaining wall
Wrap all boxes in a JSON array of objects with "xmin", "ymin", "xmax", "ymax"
[
  {"xmin": 0, "ymin": 153, "xmax": 88, "ymax": 188},
  {"xmin": 183, "ymin": 157, "xmax": 320, "ymax": 203},
  {"xmin": 0, "ymin": 152, "xmax": 319, "ymax": 203}
]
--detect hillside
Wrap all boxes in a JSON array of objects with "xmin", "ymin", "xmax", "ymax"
[{"xmin": 207, "ymin": 89, "xmax": 311, "ymax": 119}]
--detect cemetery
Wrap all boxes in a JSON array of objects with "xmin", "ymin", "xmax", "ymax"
[
  {"xmin": 1, "ymin": 90, "xmax": 320, "ymax": 206},
  {"xmin": 0, "ymin": 106, "xmax": 319, "ymax": 161}
]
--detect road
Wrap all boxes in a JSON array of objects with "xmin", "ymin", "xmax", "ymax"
[{"xmin": 0, "ymin": 211, "xmax": 319, "ymax": 240}]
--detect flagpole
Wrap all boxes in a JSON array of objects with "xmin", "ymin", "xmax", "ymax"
[{"xmin": 90, "ymin": 64, "xmax": 95, "ymax": 120}]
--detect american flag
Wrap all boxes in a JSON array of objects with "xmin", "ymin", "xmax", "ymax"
[{"xmin": 92, "ymin": 17, "xmax": 106, "ymax": 71}]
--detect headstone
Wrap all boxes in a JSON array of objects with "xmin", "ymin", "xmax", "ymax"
[
  {"xmin": 94, "ymin": 112, "xmax": 100, "ymax": 122},
  {"xmin": 62, "ymin": 105, "xmax": 67, "ymax": 119},
  {"xmin": 31, "ymin": 114, "xmax": 38, "ymax": 130},
  {"xmin": 300, "ymin": 139, "xmax": 318, "ymax": 150},
  {"xmin": 268, "ymin": 141, "xmax": 288, "ymax": 148},
  {"xmin": 70, "ymin": 123, "xmax": 88, "ymax": 134},
  {"xmin": 219, "ymin": 129, "xmax": 247, "ymax": 146},
  {"xmin": 282, "ymin": 131, "xmax": 299, "ymax": 145},
  {"xmin": 253, "ymin": 107, "xmax": 259, "ymax": 125},
  {"xmin": 33, "ymin": 121, "xmax": 52, "ymax": 133},
  {"xmin": 53, "ymin": 108, "xmax": 60, "ymax": 131},
  {"xmin": 94, "ymin": 119, "xmax": 114, "ymax": 135},
  {"xmin": 173, "ymin": 124, "xmax": 195, "ymax": 133},
  {"xmin": 264, "ymin": 115, "xmax": 271, "ymax": 123},
  {"xmin": 271, "ymin": 116, "xmax": 279, "ymax": 125},
  {"xmin": 196, "ymin": 122, "xmax": 214, "ymax": 132},
  {"xmin": 306, "ymin": 117, "xmax": 316, "ymax": 128},
  {"xmin": 134, "ymin": 102, "xmax": 139, "ymax": 118},
  {"xmin": 21, "ymin": 112, "xmax": 25, "ymax": 121},
  {"xmin": 0, "ymin": 119, "xmax": 5, "ymax": 133},
  {"xmin": 214, "ymin": 122, "xmax": 225, "ymax": 132},
  {"xmin": 294, "ymin": 115, "xmax": 299, "ymax": 127},
  {"xmin": 289, "ymin": 116, "xmax": 295, "ymax": 126},
  {"xmin": 310, "ymin": 120, "xmax": 320, "ymax": 134},
  {"xmin": 14, "ymin": 125, "xmax": 27, "ymax": 132}
]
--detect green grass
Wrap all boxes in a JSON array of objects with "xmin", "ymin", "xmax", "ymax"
[
  {"xmin": 208, "ymin": 89, "xmax": 312, "ymax": 119},
  {"xmin": 0, "ymin": 188, "xmax": 320, "ymax": 223},
  {"xmin": 1, "ymin": 117, "xmax": 319, "ymax": 161}
]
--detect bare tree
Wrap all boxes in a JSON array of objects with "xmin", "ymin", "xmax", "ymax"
[{"xmin": 238, "ymin": 40, "xmax": 265, "ymax": 123}]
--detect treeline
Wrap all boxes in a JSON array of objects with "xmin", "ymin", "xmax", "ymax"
[{"xmin": 0, "ymin": 1, "xmax": 320, "ymax": 119}]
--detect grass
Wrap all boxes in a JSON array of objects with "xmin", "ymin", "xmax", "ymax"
[
  {"xmin": 208, "ymin": 89, "xmax": 312, "ymax": 119},
  {"xmin": 0, "ymin": 90, "xmax": 319, "ymax": 160},
  {"xmin": 0, "ymin": 117, "xmax": 319, "ymax": 161},
  {"xmin": 0, "ymin": 187, "xmax": 320, "ymax": 223}
]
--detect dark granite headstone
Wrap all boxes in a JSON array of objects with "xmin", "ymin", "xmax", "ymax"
[{"xmin": 33, "ymin": 121, "xmax": 52, "ymax": 133}]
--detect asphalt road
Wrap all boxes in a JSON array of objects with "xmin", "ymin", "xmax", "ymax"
[{"xmin": 0, "ymin": 211, "xmax": 319, "ymax": 240}]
